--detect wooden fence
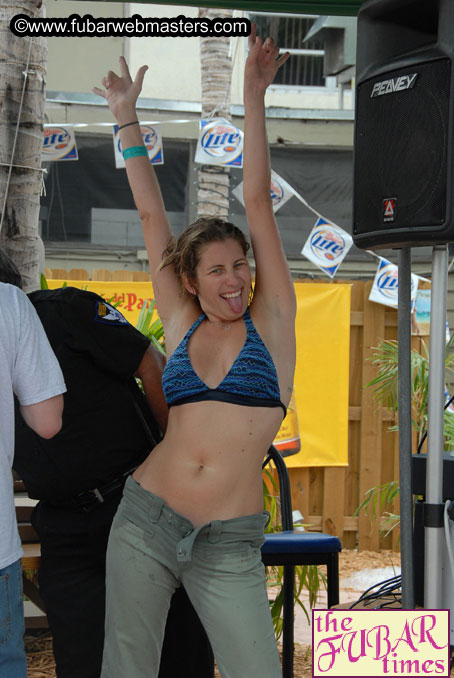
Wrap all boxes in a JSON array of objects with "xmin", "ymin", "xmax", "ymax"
[{"xmin": 288, "ymin": 279, "xmax": 429, "ymax": 552}]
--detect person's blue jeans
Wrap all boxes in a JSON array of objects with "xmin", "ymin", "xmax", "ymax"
[{"xmin": 0, "ymin": 558, "xmax": 27, "ymax": 678}]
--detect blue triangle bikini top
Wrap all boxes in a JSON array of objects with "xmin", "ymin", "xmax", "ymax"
[{"xmin": 162, "ymin": 308, "xmax": 287, "ymax": 418}]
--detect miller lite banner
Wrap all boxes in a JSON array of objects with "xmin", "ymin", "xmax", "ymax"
[
  {"xmin": 369, "ymin": 257, "xmax": 419, "ymax": 310},
  {"xmin": 42, "ymin": 126, "xmax": 78, "ymax": 161},
  {"xmin": 232, "ymin": 170, "xmax": 295, "ymax": 213},
  {"xmin": 301, "ymin": 217, "xmax": 353, "ymax": 278},
  {"xmin": 195, "ymin": 117, "xmax": 243, "ymax": 167},
  {"xmin": 113, "ymin": 124, "xmax": 163, "ymax": 168}
]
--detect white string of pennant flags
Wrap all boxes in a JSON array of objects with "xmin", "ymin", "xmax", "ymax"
[{"xmin": 43, "ymin": 118, "xmax": 435, "ymax": 316}]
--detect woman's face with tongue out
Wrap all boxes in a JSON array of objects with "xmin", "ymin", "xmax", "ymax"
[{"xmin": 188, "ymin": 238, "xmax": 251, "ymax": 320}]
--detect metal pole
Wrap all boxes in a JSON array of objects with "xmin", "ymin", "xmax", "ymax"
[
  {"xmin": 425, "ymin": 244, "xmax": 449, "ymax": 608},
  {"xmin": 398, "ymin": 248, "xmax": 414, "ymax": 608}
]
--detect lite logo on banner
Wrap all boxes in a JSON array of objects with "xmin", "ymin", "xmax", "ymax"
[
  {"xmin": 232, "ymin": 170, "xmax": 295, "ymax": 213},
  {"xmin": 195, "ymin": 118, "xmax": 243, "ymax": 167},
  {"xmin": 369, "ymin": 257, "xmax": 419, "ymax": 310},
  {"xmin": 42, "ymin": 126, "xmax": 78, "ymax": 161},
  {"xmin": 301, "ymin": 217, "xmax": 353, "ymax": 278},
  {"xmin": 113, "ymin": 124, "xmax": 164, "ymax": 168}
]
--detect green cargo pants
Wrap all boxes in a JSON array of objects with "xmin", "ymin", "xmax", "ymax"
[{"xmin": 101, "ymin": 476, "xmax": 281, "ymax": 678}]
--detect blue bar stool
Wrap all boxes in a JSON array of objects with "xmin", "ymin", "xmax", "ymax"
[{"xmin": 261, "ymin": 446, "xmax": 342, "ymax": 678}]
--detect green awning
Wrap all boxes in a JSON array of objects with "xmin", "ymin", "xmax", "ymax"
[{"xmin": 123, "ymin": 1, "xmax": 366, "ymax": 17}]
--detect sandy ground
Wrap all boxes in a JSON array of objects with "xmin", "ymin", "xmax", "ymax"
[{"xmin": 26, "ymin": 549, "xmax": 404, "ymax": 678}]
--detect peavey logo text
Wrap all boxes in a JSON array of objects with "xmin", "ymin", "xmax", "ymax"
[{"xmin": 371, "ymin": 73, "xmax": 418, "ymax": 98}]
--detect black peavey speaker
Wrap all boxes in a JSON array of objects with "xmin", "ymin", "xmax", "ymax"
[{"xmin": 353, "ymin": 0, "xmax": 454, "ymax": 250}]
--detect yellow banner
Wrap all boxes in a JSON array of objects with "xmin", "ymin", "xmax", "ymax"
[
  {"xmin": 47, "ymin": 280, "xmax": 155, "ymax": 326},
  {"xmin": 48, "ymin": 280, "xmax": 350, "ymax": 467},
  {"xmin": 286, "ymin": 283, "xmax": 351, "ymax": 468}
]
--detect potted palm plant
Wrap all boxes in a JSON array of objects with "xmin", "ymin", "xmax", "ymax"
[{"xmin": 356, "ymin": 336, "xmax": 454, "ymax": 534}]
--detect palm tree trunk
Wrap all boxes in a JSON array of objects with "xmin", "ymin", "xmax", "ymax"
[
  {"xmin": 0, "ymin": 0, "xmax": 47, "ymax": 291},
  {"xmin": 197, "ymin": 7, "xmax": 233, "ymax": 219}
]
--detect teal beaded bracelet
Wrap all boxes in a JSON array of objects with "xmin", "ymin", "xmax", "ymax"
[{"xmin": 122, "ymin": 146, "xmax": 148, "ymax": 160}]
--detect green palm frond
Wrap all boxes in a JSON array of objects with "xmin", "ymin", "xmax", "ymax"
[
  {"xmin": 266, "ymin": 562, "xmax": 324, "ymax": 639},
  {"xmin": 361, "ymin": 334, "xmax": 454, "ymax": 537},
  {"xmin": 380, "ymin": 513, "xmax": 401, "ymax": 540},
  {"xmin": 367, "ymin": 339, "xmax": 430, "ymax": 422},
  {"xmin": 354, "ymin": 481, "xmax": 400, "ymax": 519},
  {"xmin": 135, "ymin": 299, "xmax": 166, "ymax": 355}
]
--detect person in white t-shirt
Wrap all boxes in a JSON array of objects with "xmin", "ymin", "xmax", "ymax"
[{"xmin": 0, "ymin": 281, "xmax": 66, "ymax": 678}]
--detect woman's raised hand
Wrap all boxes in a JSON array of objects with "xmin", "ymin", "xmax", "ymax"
[
  {"xmin": 93, "ymin": 56, "xmax": 148, "ymax": 123},
  {"xmin": 245, "ymin": 24, "xmax": 290, "ymax": 96}
]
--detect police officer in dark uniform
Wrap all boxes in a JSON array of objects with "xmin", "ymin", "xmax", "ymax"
[{"xmin": 12, "ymin": 285, "xmax": 214, "ymax": 678}]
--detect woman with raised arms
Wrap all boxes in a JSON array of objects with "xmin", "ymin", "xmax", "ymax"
[{"xmin": 94, "ymin": 26, "xmax": 296, "ymax": 678}]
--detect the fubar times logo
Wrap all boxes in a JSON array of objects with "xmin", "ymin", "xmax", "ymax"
[{"xmin": 312, "ymin": 610, "xmax": 449, "ymax": 677}]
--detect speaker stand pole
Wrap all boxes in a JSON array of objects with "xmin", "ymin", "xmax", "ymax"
[
  {"xmin": 398, "ymin": 247, "xmax": 414, "ymax": 609},
  {"xmin": 425, "ymin": 244, "xmax": 448, "ymax": 609}
]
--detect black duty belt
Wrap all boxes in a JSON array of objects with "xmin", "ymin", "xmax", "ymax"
[
  {"xmin": 50, "ymin": 466, "xmax": 138, "ymax": 512},
  {"xmin": 76, "ymin": 466, "xmax": 139, "ymax": 511}
]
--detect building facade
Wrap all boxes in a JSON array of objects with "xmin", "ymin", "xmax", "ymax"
[{"xmin": 43, "ymin": 3, "xmax": 362, "ymax": 275}]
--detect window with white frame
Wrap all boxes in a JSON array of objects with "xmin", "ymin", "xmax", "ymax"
[{"xmin": 248, "ymin": 13, "xmax": 326, "ymax": 88}]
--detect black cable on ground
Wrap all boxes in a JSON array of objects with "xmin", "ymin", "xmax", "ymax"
[{"xmin": 348, "ymin": 574, "xmax": 402, "ymax": 609}]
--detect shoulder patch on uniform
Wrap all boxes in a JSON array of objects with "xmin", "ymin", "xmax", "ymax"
[{"xmin": 94, "ymin": 300, "xmax": 128, "ymax": 325}]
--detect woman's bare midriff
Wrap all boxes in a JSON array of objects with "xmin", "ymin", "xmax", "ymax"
[{"xmin": 132, "ymin": 400, "xmax": 284, "ymax": 527}]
